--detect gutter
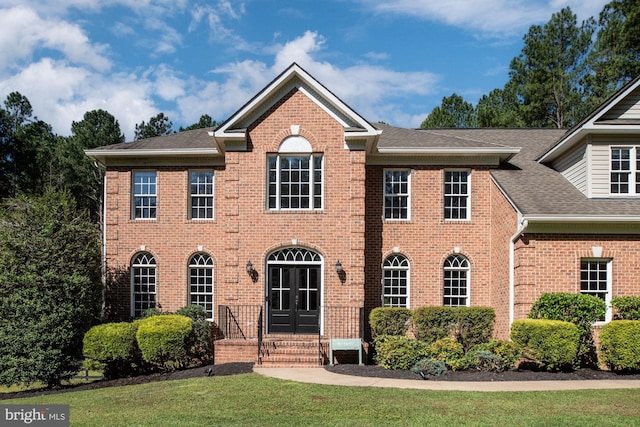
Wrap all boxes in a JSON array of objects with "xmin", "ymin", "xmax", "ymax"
[{"xmin": 509, "ymin": 219, "xmax": 528, "ymax": 331}]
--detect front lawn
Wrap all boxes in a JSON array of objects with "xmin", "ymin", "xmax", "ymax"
[{"xmin": 4, "ymin": 373, "xmax": 640, "ymax": 426}]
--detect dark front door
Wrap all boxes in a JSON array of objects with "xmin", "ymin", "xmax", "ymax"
[{"xmin": 268, "ymin": 265, "xmax": 320, "ymax": 334}]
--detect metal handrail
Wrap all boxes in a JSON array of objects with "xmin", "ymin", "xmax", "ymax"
[{"xmin": 257, "ymin": 306, "xmax": 263, "ymax": 364}]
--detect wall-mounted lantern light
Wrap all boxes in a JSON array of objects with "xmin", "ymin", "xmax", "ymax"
[
  {"xmin": 246, "ymin": 260, "xmax": 258, "ymax": 283},
  {"xmin": 335, "ymin": 260, "xmax": 346, "ymax": 284}
]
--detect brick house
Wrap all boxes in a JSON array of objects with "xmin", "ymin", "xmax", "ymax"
[{"xmin": 86, "ymin": 63, "xmax": 640, "ymax": 366}]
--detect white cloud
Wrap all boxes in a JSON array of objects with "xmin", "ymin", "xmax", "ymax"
[
  {"xmin": 175, "ymin": 32, "xmax": 439, "ymax": 128},
  {"xmin": 0, "ymin": 6, "xmax": 111, "ymax": 71},
  {"xmin": 358, "ymin": 0, "xmax": 608, "ymax": 37}
]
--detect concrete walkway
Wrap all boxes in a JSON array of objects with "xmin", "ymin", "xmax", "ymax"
[{"xmin": 253, "ymin": 367, "xmax": 640, "ymax": 392}]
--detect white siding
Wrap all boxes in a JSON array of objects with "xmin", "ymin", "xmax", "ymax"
[
  {"xmin": 553, "ymin": 144, "xmax": 587, "ymax": 195},
  {"xmin": 600, "ymin": 89, "xmax": 640, "ymax": 120},
  {"xmin": 590, "ymin": 136, "xmax": 640, "ymax": 197},
  {"xmin": 590, "ymin": 141, "xmax": 611, "ymax": 197}
]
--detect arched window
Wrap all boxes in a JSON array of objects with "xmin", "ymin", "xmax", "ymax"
[
  {"xmin": 443, "ymin": 255, "xmax": 469, "ymax": 307},
  {"xmin": 131, "ymin": 252, "xmax": 156, "ymax": 318},
  {"xmin": 382, "ymin": 254, "xmax": 409, "ymax": 307},
  {"xmin": 267, "ymin": 136, "xmax": 323, "ymax": 211},
  {"xmin": 189, "ymin": 253, "xmax": 214, "ymax": 320}
]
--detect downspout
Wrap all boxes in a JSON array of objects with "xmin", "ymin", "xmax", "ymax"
[{"xmin": 509, "ymin": 218, "xmax": 528, "ymax": 331}]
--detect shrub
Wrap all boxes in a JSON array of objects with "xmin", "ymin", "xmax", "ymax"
[
  {"xmin": 511, "ymin": 319, "xmax": 579, "ymax": 372},
  {"xmin": 466, "ymin": 350, "xmax": 504, "ymax": 372},
  {"xmin": 176, "ymin": 305, "xmax": 213, "ymax": 364},
  {"xmin": 411, "ymin": 307, "xmax": 457, "ymax": 344},
  {"xmin": 136, "ymin": 315, "xmax": 193, "ymax": 370},
  {"xmin": 411, "ymin": 306, "xmax": 495, "ymax": 351},
  {"xmin": 599, "ymin": 320, "xmax": 640, "ymax": 372},
  {"xmin": 427, "ymin": 338, "xmax": 467, "ymax": 371},
  {"xmin": 369, "ymin": 307, "xmax": 412, "ymax": 338},
  {"xmin": 528, "ymin": 293, "xmax": 605, "ymax": 367},
  {"xmin": 373, "ymin": 335, "xmax": 430, "ymax": 370},
  {"xmin": 456, "ymin": 307, "xmax": 496, "ymax": 351},
  {"xmin": 611, "ymin": 296, "xmax": 640, "ymax": 320},
  {"xmin": 411, "ymin": 358, "xmax": 447, "ymax": 377},
  {"xmin": 83, "ymin": 322, "xmax": 141, "ymax": 379}
]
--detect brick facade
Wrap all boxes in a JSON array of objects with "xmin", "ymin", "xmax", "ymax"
[{"xmin": 90, "ymin": 64, "xmax": 640, "ymax": 364}]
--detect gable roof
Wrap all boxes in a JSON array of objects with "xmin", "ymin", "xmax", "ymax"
[
  {"xmin": 538, "ymin": 75, "xmax": 640, "ymax": 163},
  {"xmin": 214, "ymin": 63, "xmax": 380, "ymax": 151}
]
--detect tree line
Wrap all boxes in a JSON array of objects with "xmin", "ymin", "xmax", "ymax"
[{"xmin": 421, "ymin": 1, "xmax": 640, "ymax": 129}]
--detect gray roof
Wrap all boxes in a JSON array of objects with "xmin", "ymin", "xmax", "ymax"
[
  {"xmin": 97, "ymin": 127, "xmax": 217, "ymax": 151},
  {"xmin": 375, "ymin": 123, "xmax": 523, "ymax": 150},
  {"xmin": 89, "ymin": 122, "xmax": 640, "ymax": 218}
]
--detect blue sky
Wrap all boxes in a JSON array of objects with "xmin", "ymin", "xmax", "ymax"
[{"xmin": 0, "ymin": 0, "xmax": 609, "ymax": 140}]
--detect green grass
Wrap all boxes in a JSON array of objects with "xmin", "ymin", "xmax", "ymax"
[
  {"xmin": 0, "ymin": 371, "xmax": 103, "ymax": 393},
  {"xmin": 3, "ymin": 373, "xmax": 640, "ymax": 426}
]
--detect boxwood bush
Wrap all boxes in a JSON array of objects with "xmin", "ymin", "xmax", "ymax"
[
  {"xmin": 611, "ymin": 296, "xmax": 640, "ymax": 320},
  {"xmin": 412, "ymin": 306, "xmax": 495, "ymax": 351},
  {"xmin": 369, "ymin": 307, "xmax": 412, "ymax": 338},
  {"xmin": 135, "ymin": 314, "xmax": 193, "ymax": 370},
  {"xmin": 83, "ymin": 322, "xmax": 141, "ymax": 379},
  {"xmin": 528, "ymin": 292, "xmax": 605, "ymax": 367},
  {"xmin": 599, "ymin": 320, "xmax": 640, "ymax": 372},
  {"xmin": 372, "ymin": 335, "xmax": 430, "ymax": 370},
  {"xmin": 511, "ymin": 319, "xmax": 579, "ymax": 372}
]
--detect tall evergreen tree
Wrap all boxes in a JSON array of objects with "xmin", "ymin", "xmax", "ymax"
[
  {"xmin": 509, "ymin": 7, "xmax": 595, "ymax": 128},
  {"xmin": 585, "ymin": 0, "xmax": 640, "ymax": 110},
  {"xmin": 421, "ymin": 93, "xmax": 477, "ymax": 128},
  {"xmin": 134, "ymin": 112, "xmax": 173, "ymax": 140},
  {"xmin": 179, "ymin": 114, "xmax": 218, "ymax": 132},
  {"xmin": 0, "ymin": 189, "xmax": 102, "ymax": 388}
]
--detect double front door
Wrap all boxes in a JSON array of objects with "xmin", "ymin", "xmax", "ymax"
[{"xmin": 268, "ymin": 265, "xmax": 320, "ymax": 334}]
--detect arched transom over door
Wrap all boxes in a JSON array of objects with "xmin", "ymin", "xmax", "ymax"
[{"xmin": 267, "ymin": 248, "xmax": 322, "ymax": 334}]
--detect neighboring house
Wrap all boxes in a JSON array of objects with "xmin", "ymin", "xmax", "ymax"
[{"xmin": 86, "ymin": 63, "xmax": 640, "ymax": 366}]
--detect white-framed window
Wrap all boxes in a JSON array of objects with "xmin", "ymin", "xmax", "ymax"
[
  {"xmin": 443, "ymin": 255, "xmax": 470, "ymax": 307},
  {"xmin": 382, "ymin": 254, "xmax": 409, "ymax": 307},
  {"xmin": 580, "ymin": 259, "xmax": 612, "ymax": 322},
  {"xmin": 131, "ymin": 252, "xmax": 156, "ymax": 318},
  {"xmin": 384, "ymin": 169, "xmax": 410, "ymax": 220},
  {"xmin": 189, "ymin": 170, "xmax": 214, "ymax": 219},
  {"xmin": 189, "ymin": 253, "xmax": 214, "ymax": 320},
  {"xmin": 133, "ymin": 171, "xmax": 157, "ymax": 219},
  {"xmin": 444, "ymin": 170, "xmax": 470, "ymax": 220},
  {"xmin": 267, "ymin": 154, "xmax": 323, "ymax": 210},
  {"xmin": 610, "ymin": 147, "xmax": 640, "ymax": 195}
]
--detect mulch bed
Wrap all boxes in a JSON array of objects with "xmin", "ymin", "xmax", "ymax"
[
  {"xmin": 3, "ymin": 362, "xmax": 640, "ymax": 400},
  {"xmin": 325, "ymin": 364, "xmax": 640, "ymax": 382}
]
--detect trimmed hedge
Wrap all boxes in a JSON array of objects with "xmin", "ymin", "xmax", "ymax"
[
  {"xmin": 82, "ymin": 322, "xmax": 140, "ymax": 379},
  {"xmin": 611, "ymin": 296, "xmax": 640, "ymax": 320},
  {"xmin": 528, "ymin": 293, "xmax": 605, "ymax": 367},
  {"xmin": 373, "ymin": 335, "xmax": 430, "ymax": 370},
  {"xmin": 136, "ymin": 315, "xmax": 193, "ymax": 369},
  {"xmin": 369, "ymin": 307, "xmax": 412, "ymax": 338},
  {"xmin": 511, "ymin": 319, "xmax": 579, "ymax": 371},
  {"xmin": 599, "ymin": 320, "xmax": 640, "ymax": 372},
  {"xmin": 411, "ymin": 306, "xmax": 495, "ymax": 351}
]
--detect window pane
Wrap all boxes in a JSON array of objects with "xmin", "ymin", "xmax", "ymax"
[
  {"xmin": 268, "ymin": 154, "xmax": 322, "ymax": 211},
  {"xmin": 383, "ymin": 170, "xmax": 410, "ymax": 219},
  {"xmin": 444, "ymin": 171, "xmax": 469, "ymax": 220}
]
